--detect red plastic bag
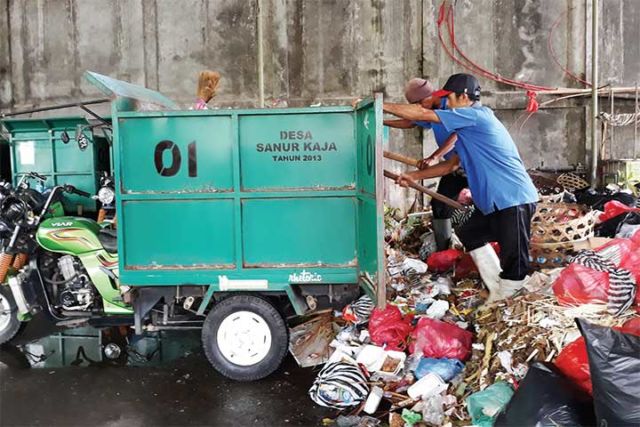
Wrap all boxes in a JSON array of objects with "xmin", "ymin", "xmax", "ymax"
[
  {"xmin": 428, "ymin": 244, "xmax": 500, "ymax": 276},
  {"xmin": 454, "ymin": 253, "xmax": 478, "ymax": 279},
  {"xmin": 620, "ymin": 317, "xmax": 640, "ymax": 335},
  {"xmin": 454, "ymin": 242, "xmax": 500, "ymax": 280},
  {"xmin": 368, "ymin": 305, "xmax": 413, "ymax": 351},
  {"xmin": 553, "ymin": 264, "xmax": 609, "ymax": 305},
  {"xmin": 599, "ymin": 200, "xmax": 640, "ymax": 222},
  {"xmin": 427, "ymin": 249, "xmax": 463, "ymax": 273},
  {"xmin": 555, "ymin": 337, "xmax": 592, "ymax": 394},
  {"xmin": 555, "ymin": 318, "xmax": 640, "ymax": 395},
  {"xmin": 408, "ymin": 317, "xmax": 473, "ymax": 361},
  {"xmin": 553, "ymin": 238, "xmax": 640, "ymax": 307}
]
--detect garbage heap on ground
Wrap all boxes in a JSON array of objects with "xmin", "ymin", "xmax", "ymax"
[{"xmin": 291, "ymin": 172, "xmax": 640, "ymax": 427}]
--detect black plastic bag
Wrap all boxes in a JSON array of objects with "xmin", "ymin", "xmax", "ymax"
[
  {"xmin": 596, "ymin": 211, "xmax": 640, "ymax": 238},
  {"xmin": 494, "ymin": 362, "xmax": 596, "ymax": 427},
  {"xmin": 575, "ymin": 189, "xmax": 636, "ymax": 211},
  {"xmin": 577, "ymin": 318, "xmax": 640, "ymax": 426}
]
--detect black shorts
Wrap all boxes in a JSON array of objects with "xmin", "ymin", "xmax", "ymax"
[{"xmin": 457, "ymin": 203, "xmax": 536, "ymax": 280}]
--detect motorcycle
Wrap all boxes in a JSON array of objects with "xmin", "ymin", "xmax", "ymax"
[{"xmin": 0, "ymin": 174, "xmax": 133, "ymax": 344}]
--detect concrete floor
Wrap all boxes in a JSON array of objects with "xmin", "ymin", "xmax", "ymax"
[{"xmin": 0, "ymin": 343, "xmax": 332, "ymax": 427}]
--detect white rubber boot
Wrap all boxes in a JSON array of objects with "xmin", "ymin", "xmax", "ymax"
[
  {"xmin": 499, "ymin": 277, "xmax": 528, "ymax": 299},
  {"xmin": 469, "ymin": 244, "xmax": 503, "ymax": 303}
]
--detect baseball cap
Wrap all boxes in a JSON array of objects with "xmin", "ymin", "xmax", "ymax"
[
  {"xmin": 404, "ymin": 78, "xmax": 434, "ymax": 103},
  {"xmin": 432, "ymin": 73, "xmax": 481, "ymax": 100}
]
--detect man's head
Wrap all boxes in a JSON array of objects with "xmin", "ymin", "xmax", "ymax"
[
  {"xmin": 419, "ymin": 95, "xmax": 445, "ymax": 110},
  {"xmin": 404, "ymin": 78, "xmax": 434, "ymax": 104},
  {"xmin": 432, "ymin": 73, "xmax": 481, "ymax": 109}
]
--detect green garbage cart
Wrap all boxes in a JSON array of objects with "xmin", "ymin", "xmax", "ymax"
[
  {"xmin": 0, "ymin": 117, "xmax": 110, "ymax": 213},
  {"xmin": 1, "ymin": 72, "xmax": 385, "ymax": 381}
]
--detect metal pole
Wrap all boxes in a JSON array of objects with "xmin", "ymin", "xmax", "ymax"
[
  {"xmin": 610, "ymin": 86, "xmax": 614, "ymax": 160},
  {"xmin": 635, "ymin": 83, "xmax": 638, "ymax": 159},
  {"xmin": 590, "ymin": 0, "xmax": 599, "ymax": 188},
  {"xmin": 0, "ymin": 98, "xmax": 110, "ymax": 118},
  {"xmin": 257, "ymin": 0, "xmax": 265, "ymax": 108}
]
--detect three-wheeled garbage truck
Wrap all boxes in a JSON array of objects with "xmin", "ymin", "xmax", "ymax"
[{"xmin": 0, "ymin": 72, "xmax": 385, "ymax": 380}]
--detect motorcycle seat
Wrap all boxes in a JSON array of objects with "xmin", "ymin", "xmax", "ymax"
[{"xmin": 98, "ymin": 228, "xmax": 118, "ymax": 254}]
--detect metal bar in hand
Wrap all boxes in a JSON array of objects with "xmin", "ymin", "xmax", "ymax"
[
  {"xmin": 383, "ymin": 150, "xmax": 420, "ymax": 167},
  {"xmin": 383, "ymin": 169, "xmax": 465, "ymax": 210}
]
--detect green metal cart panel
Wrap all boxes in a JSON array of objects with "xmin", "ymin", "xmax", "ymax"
[
  {"xmin": 122, "ymin": 199, "xmax": 236, "ymax": 269},
  {"xmin": 118, "ymin": 116, "xmax": 234, "ymax": 193},
  {"xmin": 354, "ymin": 99, "xmax": 385, "ymax": 298},
  {"xmin": 242, "ymin": 197, "xmax": 357, "ymax": 267},
  {"xmin": 239, "ymin": 113, "xmax": 356, "ymax": 190},
  {"xmin": 0, "ymin": 117, "xmax": 110, "ymax": 212}
]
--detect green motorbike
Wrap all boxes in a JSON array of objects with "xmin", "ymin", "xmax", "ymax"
[
  {"xmin": 1, "ymin": 173, "xmax": 295, "ymax": 380},
  {"xmin": 0, "ymin": 175, "xmax": 132, "ymax": 344}
]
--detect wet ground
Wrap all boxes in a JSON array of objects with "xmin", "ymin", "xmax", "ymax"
[{"xmin": 0, "ymin": 318, "xmax": 332, "ymax": 427}]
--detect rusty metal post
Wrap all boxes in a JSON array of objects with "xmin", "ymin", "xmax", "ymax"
[{"xmin": 590, "ymin": 0, "xmax": 599, "ymax": 188}]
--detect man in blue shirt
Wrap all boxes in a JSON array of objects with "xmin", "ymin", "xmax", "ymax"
[
  {"xmin": 383, "ymin": 73, "xmax": 539, "ymax": 303},
  {"xmin": 384, "ymin": 78, "xmax": 467, "ymax": 251}
]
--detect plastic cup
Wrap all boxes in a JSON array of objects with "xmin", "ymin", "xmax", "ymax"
[
  {"xmin": 364, "ymin": 386, "xmax": 384, "ymax": 414},
  {"xmin": 407, "ymin": 372, "xmax": 447, "ymax": 399}
]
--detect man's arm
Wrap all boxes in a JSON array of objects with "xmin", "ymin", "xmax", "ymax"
[
  {"xmin": 384, "ymin": 119, "xmax": 415, "ymax": 129},
  {"xmin": 383, "ymin": 102, "xmax": 441, "ymax": 123},
  {"xmin": 418, "ymin": 133, "xmax": 458, "ymax": 168},
  {"xmin": 433, "ymin": 133, "xmax": 457, "ymax": 158},
  {"xmin": 397, "ymin": 155, "xmax": 460, "ymax": 186}
]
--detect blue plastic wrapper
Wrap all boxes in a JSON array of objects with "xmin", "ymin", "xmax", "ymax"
[{"xmin": 414, "ymin": 357, "xmax": 464, "ymax": 382}]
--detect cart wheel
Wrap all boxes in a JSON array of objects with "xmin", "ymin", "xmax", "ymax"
[
  {"xmin": 0, "ymin": 286, "xmax": 21, "ymax": 345},
  {"xmin": 202, "ymin": 295, "xmax": 288, "ymax": 381}
]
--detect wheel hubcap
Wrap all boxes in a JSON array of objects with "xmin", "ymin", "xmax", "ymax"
[
  {"xmin": 0, "ymin": 295, "xmax": 12, "ymax": 332},
  {"xmin": 217, "ymin": 311, "xmax": 272, "ymax": 366}
]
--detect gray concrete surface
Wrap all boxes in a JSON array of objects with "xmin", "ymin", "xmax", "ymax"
[
  {"xmin": 1, "ymin": 0, "xmax": 639, "ymax": 211},
  {"xmin": 0, "ymin": 352, "xmax": 331, "ymax": 426}
]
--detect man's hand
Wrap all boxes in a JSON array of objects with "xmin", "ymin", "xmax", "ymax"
[
  {"xmin": 395, "ymin": 172, "xmax": 416, "ymax": 188},
  {"xmin": 417, "ymin": 156, "xmax": 439, "ymax": 169},
  {"xmin": 351, "ymin": 98, "xmax": 362, "ymax": 108}
]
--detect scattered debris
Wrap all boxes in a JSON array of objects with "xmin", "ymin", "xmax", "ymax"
[
  {"xmin": 299, "ymin": 178, "xmax": 640, "ymax": 424},
  {"xmin": 289, "ymin": 312, "xmax": 337, "ymax": 368}
]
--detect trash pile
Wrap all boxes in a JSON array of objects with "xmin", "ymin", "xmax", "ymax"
[{"xmin": 292, "ymin": 173, "xmax": 640, "ymax": 427}]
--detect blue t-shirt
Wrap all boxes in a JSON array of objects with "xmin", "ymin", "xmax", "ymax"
[
  {"xmin": 435, "ymin": 104, "xmax": 539, "ymax": 214},
  {"xmin": 414, "ymin": 98, "xmax": 455, "ymax": 160}
]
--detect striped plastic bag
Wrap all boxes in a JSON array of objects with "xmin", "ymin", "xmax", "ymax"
[{"xmin": 308, "ymin": 362, "xmax": 369, "ymax": 409}]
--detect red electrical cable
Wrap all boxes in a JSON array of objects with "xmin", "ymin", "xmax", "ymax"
[
  {"xmin": 547, "ymin": 12, "xmax": 592, "ymax": 87},
  {"xmin": 448, "ymin": 8, "xmax": 551, "ymax": 91},
  {"xmin": 436, "ymin": 1, "xmax": 555, "ymax": 92}
]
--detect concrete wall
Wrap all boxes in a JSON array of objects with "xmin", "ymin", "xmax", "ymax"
[{"xmin": 1, "ymin": 0, "xmax": 639, "ymax": 210}]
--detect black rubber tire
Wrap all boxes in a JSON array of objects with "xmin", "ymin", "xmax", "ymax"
[
  {"xmin": 202, "ymin": 295, "xmax": 288, "ymax": 382},
  {"xmin": 0, "ymin": 285, "xmax": 21, "ymax": 345}
]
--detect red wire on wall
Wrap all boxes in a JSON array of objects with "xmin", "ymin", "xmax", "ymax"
[
  {"xmin": 547, "ymin": 11, "xmax": 592, "ymax": 87},
  {"xmin": 436, "ymin": 1, "xmax": 555, "ymax": 93},
  {"xmin": 436, "ymin": 0, "xmax": 596, "ymax": 123}
]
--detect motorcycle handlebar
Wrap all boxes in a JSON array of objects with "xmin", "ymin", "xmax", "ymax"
[
  {"xmin": 63, "ymin": 185, "xmax": 91, "ymax": 198},
  {"xmin": 29, "ymin": 172, "xmax": 47, "ymax": 181}
]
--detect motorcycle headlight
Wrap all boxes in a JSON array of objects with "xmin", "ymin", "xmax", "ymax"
[
  {"xmin": 98, "ymin": 187, "xmax": 115, "ymax": 205},
  {"xmin": 2, "ymin": 199, "xmax": 26, "ymax": 224}
]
